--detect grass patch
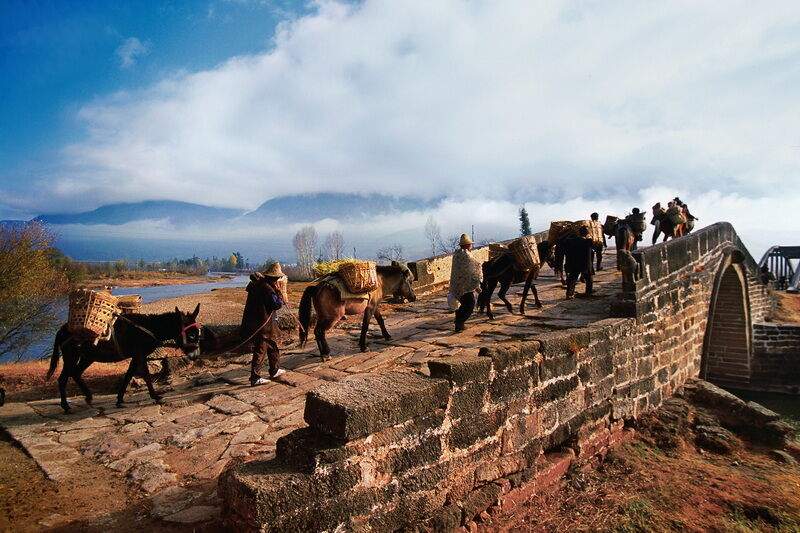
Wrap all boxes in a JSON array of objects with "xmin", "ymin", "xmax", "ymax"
[
  {"xmin": 610, "ymin": 497, "xmax": 659, "ymax": 533},
  {"xmin": 725, "ymin": 504, "xmax": 800, "ymax": 533}
]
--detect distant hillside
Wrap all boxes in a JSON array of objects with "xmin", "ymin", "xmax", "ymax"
[
  {"xmin": 242, "ymin": 193, "xmax": 439, "ymax": 223},
  {"xmin": 35, "ymin": 200, "xmax": 245, "ymax": 226}
]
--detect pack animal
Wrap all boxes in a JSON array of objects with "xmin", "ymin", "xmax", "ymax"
[
  {"xmin": 477, "ymin": 241, "xmax": 553, "ymax": 318},
  {"xmin": 298, "ymin": 263, "xmax": 416, "ymax": 360},
  {"xmin": 47, "ymin": 305, "xmax": 202, "ymax": 413}
]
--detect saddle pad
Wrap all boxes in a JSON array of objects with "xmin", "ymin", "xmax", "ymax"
[{"xmin": 319, "ymin": 274, "xmax": 371, "ymax": 301}]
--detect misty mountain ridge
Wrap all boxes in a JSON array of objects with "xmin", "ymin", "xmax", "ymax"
[{"xmin": 31, "ymin": 193, "xmax": 440, "ymax": 227}]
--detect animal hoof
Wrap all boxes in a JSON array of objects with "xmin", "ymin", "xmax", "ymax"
[
  {"xmin": 116, "ymin": 402, "xmax": 124, "ymax": 408},
  {"xmin": 383, "ymin": 335, "xmax": 392, "ymax": 341},
  {"xmin": 360, "ymin": 346, "xmax": 368, "ymax": 353},
  {"xmin": 154, "ymin": 397, "xmax": 164, "ymax": 405},
  {"xmin": 536, "ymin": 303, "xmax": 543, "ymax": 309}
]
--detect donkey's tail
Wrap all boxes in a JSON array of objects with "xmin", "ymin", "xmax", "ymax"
[
  {"xmin": 46, "ymin": 326, "xmax": 67, "ymax": 380},
  {"xmin": 298, "ymin": 285, "xmax": 317, "ymax": 348}
]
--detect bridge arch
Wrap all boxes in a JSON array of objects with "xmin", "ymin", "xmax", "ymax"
[{"xmin": 701, "ymin": 251, "xmax": 752, "ymax": 387}]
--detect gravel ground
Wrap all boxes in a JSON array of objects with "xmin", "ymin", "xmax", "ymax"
[{"xmin": 141, "ymin": 287, "xmax": 246, "ymax": 325}]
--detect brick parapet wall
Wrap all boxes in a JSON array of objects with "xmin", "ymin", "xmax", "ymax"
[
  {"xmin": 750, "ymin": 322, "xmax": 800, "ymax": 394},
  {"xmin": 218, "ymin": 222, "xmax": 778, "ymax": 531},
  {"xmin": 220, "ymin": 307, "xmax": 707, "ymax": 531}
]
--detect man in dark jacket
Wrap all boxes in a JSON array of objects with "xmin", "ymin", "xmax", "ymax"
[
  {"xmin": 564, "ymin": 226, "xmax": 595, "ymax": 299},
  {"xmin": 240, "ymin": 262, "xmax": 286, "ymax": 386}
]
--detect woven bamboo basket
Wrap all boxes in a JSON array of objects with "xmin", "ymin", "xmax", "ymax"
[
  {"xmin": 666, "ymin": 206, "xmax": 686, "ymax": 225},
  {"xmin": 603, "ymin": 215, "xmax": 618, "ymax": 235},
  {"xmin": 488, "ymin": 243, "xmax": 509, "ymax": 261},
  {"xmin": 68, "ymin": 289, "xmax": 119, "ymax": 338},
  {"xmin": 116, "ymin": 294, "xmax": 142, "ymax": 315},
  {"xmin": 276, "ymin": 276, "xmax": 289, "ymax": 305},
  {"xmin": 339, "ymin": 261, "xmax": 378, "ymax": 294},
  {"xmin": 508, "ymin": 236, "xmax": 540, "ymax": 270},
  {"xmin": 547, "ymin": 221, "xmax": 574, "ymax": 243},
  {"xmin": 571, "ymin": 220, "xmax": 604, "ymax": 245}
]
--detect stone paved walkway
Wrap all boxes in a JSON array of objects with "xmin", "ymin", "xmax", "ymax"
[{"xmin": 0, "ymin": 255, "xmax": 621, "ymax": 526}]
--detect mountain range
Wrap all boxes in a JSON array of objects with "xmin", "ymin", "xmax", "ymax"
[{"xmin": 23, "ymin": 193, "xmax": 439, "ymax": 227}]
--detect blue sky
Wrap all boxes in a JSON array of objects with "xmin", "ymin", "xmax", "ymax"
[
  {"xmin": 1, "ymin": 0, "xmax": 312, "ymax": 214},
  {"xmin": 1, "ymin": 0, "xmax": 799, "ymax": 260}
]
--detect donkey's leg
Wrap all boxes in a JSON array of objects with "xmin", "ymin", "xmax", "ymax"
[
  {"xmin": 116, "ymin": 359, "xmax": 138, "ymax": 407},
  {"xmin": 58, "ymin": 354, "xmax": 76, "ymax": 413},
  {"xmin": 374, "ymin": 309, "xmax": 391, "ymax": 340},
  {"xmin": 497, "ymin": 279, "xmax": 513, "ymax": 314},
  {"xmin": 485, "ymin": 279, "xmax": 498, "ymax": 320},
  {"xmin": 137, "ymin": 356, "xmax": 163, "ymax": 404},
  {"xmin": 72, "ymin": 358, "xmax": 95, "ymax": 405},
  {"xmin": 359, "ymin": 308, "xmax": 375, "ymax": 352},
  {"xmin": 314, "ymin": 320, "xmax": 334, "ymax": 360}
]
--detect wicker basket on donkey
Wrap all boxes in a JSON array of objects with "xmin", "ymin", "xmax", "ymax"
[
  {"xmin": 339, "ymin": 261, "xmax": 378, "ymax": 294},
  {"xmin": 116, "ymin": 294, "xmax": 142, "ymax": 315},
  {"xmin": 508, "ymin": 236, "xmax": 540, "ymax": 270},
  {"xmin": 547, "ymin": 221, "xmax": 574, "ymax": 243},
  {"xmin": 68, "ymin": 289, "xmax": 119, "ymax": 338},
  {"xmin": 603, "ymin": 215, "xmax": 618, "ymax": 236},
  {"xmin": 571, "ymin": 220, "xmax": 604, "ymax": 246}
]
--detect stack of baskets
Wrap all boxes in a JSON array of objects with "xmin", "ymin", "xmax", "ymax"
[
  {"xmin": 488, "ymin": 243, "xmax": 509, "ymax": 261},
  {"xmin": 547, "ymin": 221, "xmax": 574, "ymax": 243},
  {"xmin": 571, "ymin": 220, "xmax": 605, "ymax": 245},
  {"xmin": 603, "ymin": 215, "xmax": 619, "ymax": 236},
  {"xmin": 116, "ymin": 294, "xmax": 142, "ymax": 315},
  {"xmin": 68, "ymin": 288, "xmax": 119, "ymax": 338},
  {"xmin": 339, "ymin": 261, "xmax": 378, "ymax": 294},
  {"xmin": 508, "ymin": 236, "xmax": 540, "ymax": 270}
]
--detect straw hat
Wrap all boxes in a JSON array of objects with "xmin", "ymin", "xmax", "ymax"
[
  {"xmin": 263, "ymin": 262, "xmax": 285, "ymax": 278},
  {"xmin": 459, "ymin": 233, "xmax": 474, "ymax": 246}
]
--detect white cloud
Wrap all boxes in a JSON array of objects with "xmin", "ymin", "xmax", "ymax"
[
  {"xmin": 116, "ymin": 37, "xmax": 150, "ymax": 68},
  {"xmin": 22, "ymin": 0, "xmax": 800, "ymax": 236}
]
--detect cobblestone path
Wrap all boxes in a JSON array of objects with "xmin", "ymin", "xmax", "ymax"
[{"xmin": 1, "ymin": 256, "xmax": 621, "ymax": 527}]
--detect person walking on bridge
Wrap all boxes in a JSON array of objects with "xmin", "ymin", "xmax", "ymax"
[
  {"xmin": 564, "ymin": 226, "xmax": 595, "ymax": 299},
  {"xmin": 240, "ymin": 262, "xmax": 286, "ymax": 386},
  {"xmin": 449, "ymin": 233, "xmax": 483, "ymax": 333}
]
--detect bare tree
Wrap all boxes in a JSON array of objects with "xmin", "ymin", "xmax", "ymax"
[
  {"xmin": 324, "ymin": 231, "xmax": 346, "ymax": 261},
  {"xmin": 293, "ymin": 226, "xmax": 318, "ymax": 279},
  {"xmin": 376, "ymin": 244, "xmax": 405, "ymax": 264},
  {"xmin": 442, "ymin": 234, "xmax": 461, "ymax": 254},
  {"xmin": 424, "ymin": 215, "xmax": 443, "ymax": 256}
]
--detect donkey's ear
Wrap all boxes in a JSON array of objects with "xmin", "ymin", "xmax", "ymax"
[
  {"xmin": 192, "ymin": 303, "xmax": 201, "ymax": 319},
  {"xmin": 175, "ymin": 306, "xmax": 181, "ymax": 315},
  {"xmin": 391, "ymin": 260, "xmax": 399, "ymax": 267}
]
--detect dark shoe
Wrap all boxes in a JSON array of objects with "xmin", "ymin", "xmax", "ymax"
[{"xmin": 454, "ymin": 323, "xmax": 466, "ymax": 333}]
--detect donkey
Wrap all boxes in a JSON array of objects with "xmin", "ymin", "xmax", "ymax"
[
  {"xmin": 48, "ymin": 305, "xmax": 202, "ymax": 413},
  {"xmin": 298, "ymin": 263, "xmax": 416, "ymax": 360},
  {"xmin": 477, "ymin": 241, "xmax": 553, "ymax": 318}
]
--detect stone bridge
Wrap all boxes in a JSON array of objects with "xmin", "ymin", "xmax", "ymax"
[{"xmin": 0, "ymin": 222, "xmax": 792, "ymax": 531}]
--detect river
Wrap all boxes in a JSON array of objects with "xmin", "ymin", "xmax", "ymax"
[{"xmin": 5, "ymin": 274, "xmax": 250, "ymax": 363}]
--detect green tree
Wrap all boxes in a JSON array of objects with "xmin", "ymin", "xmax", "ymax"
[
  {"xmin": 0, "ymin": 222, "xmax": 68, "ymax": 361},
  {"xmin": 519, "ymin": 206, "xmax": 532, "ymax": 236}
]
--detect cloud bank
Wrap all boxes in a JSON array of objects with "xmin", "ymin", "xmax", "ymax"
[{"xmin": 26, "ymin": 0, "xmax": 797, "ymax": 214}]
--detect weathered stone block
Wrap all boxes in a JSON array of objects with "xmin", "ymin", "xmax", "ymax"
[
  {"xmin": 304, "ymin": 372, "xmax": 449, "ymax": 441},
  {"xmin": 460, "ymin": 483, "xmax": 502, "ymax": 525},
  {"xmin": 449, "ymin": 408, "xmax": 507, "ymax": 450},
  {"xmin": 540, "ymin": 354, "xmax": 577, "ymax": 382},
  {"xmin": 479, "ymin": 342, "xmax": 540, "ymax": 372},
  {"xmin": 490, "ymin": 366, "xmax": 533, "ymax": 402},
  {"xmin": 429, "ymin": 356, "xmax": 492, "ymax": 386},
  {"xmin": 450, "ymin": 383, "xmax": 489, "ymax": 419},
  {"xmin": 537, "ymin": 375, "xmax": 579, "ymax": 403}
]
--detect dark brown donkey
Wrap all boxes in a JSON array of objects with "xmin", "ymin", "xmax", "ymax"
[
  {"xmin": 48, "ymin": 305, "xmax": 202, "ymax": 413},
  {"xmin": 298, "ymin": 263, "xmax": 416, "ymax": 360},
  {"xmin": 477, "ymin": 241, "xmax": 553, "ymax": 318}
]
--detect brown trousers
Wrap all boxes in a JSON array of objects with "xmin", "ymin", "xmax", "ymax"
[{"xmin": 250, "ymin": 334, "xmax": 280, "ymax": 383}]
